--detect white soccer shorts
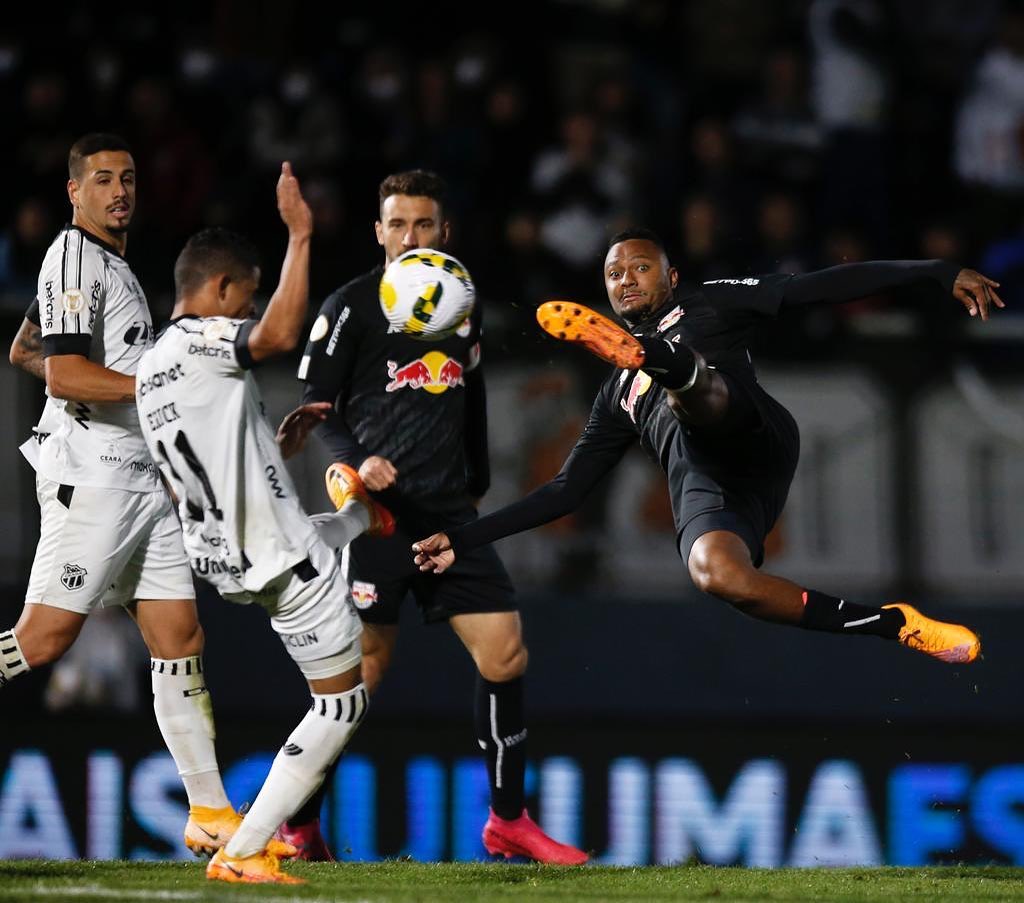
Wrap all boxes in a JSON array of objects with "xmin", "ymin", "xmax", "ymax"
[
  {"xmin": 222, "ymin": 535, "xmax": 362, "ymax": 680},
  {"xmin": 25, "ymin": 477, "xmax": 195, "ymax": 614}
]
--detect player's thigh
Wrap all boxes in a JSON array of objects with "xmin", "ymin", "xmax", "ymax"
[
  {"xmin": 25, "ymin": 479, "xmax": 144, "ymax": 617},
  {"xmin": 261, "ymin": 538, "xmax": 363, "ymax": 683}
]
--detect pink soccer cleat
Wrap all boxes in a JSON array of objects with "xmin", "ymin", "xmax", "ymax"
[
  {"xmin": 482, "ymin": 808, "xmax": 588, "ymax": 865},
  {"xmin": 273, "ymin": 818, "xmax": 335, "ymax": 862}
]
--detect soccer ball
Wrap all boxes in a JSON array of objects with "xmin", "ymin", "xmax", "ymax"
[{"xmin": 379, "ymin": 248, "xmax": 476, "ymax": 340}]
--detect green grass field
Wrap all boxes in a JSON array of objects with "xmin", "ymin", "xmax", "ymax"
[{"xmin": 2, "ymin": 861, "xmax": 1023, "ymax": 903}]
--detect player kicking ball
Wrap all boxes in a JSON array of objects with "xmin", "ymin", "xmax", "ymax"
[
  {"xmin": 414, "ymin": 230, "xmax": 995, "ymax": 664},
  {"xmin": 137, "ymin": 163, "xmax": 391, "ymax": 884}
]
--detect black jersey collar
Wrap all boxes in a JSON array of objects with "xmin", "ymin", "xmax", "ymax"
[{"xmin": 66, "ymin": 223, "xmax": 127, "ymax": 260}]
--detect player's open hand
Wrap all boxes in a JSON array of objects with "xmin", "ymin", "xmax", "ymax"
[
  {"xmin": 953, "ymin": 268, "xmax": 1004, "ymax": 321},
  {"xmin": 276, "ymin": 401, "xmax": 331, "ymax": 460},
  {"xmin": 413, "ymin": 532, "xmax": 455, "ymax": 574},
  {"xmin": 359, "ymin": 455, "xmax": 398, "ymax": 492},
  {"xmin": 277, "ymin": 161, "xmax": 313, "ymax": 240}
]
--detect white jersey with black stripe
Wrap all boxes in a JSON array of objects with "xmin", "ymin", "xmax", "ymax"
[
  {"xmin": 136, "ymin": 315, "xmax": 318, "ymax": 596},
  {"xmin": 31, "ymin": 225, "xmax": 159, "ymax": 491}
]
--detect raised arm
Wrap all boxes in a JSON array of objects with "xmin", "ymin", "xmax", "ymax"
[
  {"xmin": 246, "ymin": 162, "xmax": 313, "ymax": 363},
  {"xmin": 782, "ymin": 260, "xmax": 1004, "ymax": 319}
]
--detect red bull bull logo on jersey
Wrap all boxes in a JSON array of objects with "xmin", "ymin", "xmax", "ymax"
[
  {"xmin": 621, "ymin": 370, "xmax": 653, "ymax": 423},
  {"xmin": 385, "ymin": 351, "xmax": 465, "ymax": 394}
]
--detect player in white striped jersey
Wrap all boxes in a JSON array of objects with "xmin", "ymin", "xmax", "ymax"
[
  {"xmin": 1, "ymin": 134, "xmax": 242, "ymax": 859},
  {"xmin": 138, "ymin": 163, "xmax": 390, "ymax": 886}
]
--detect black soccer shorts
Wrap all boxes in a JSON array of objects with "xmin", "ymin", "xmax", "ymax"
[{"xmin": 344, "ymin": 505, "xmax": 516, "ymax": 625}]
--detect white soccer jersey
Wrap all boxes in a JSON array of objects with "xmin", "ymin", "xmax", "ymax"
[
  {"xmin": 34, "ymin": 226, "xmax": 159, "ymax": 491},
  {"xmin": 136, "ymin": 315, "xmax": 318, "ymax": 597}
]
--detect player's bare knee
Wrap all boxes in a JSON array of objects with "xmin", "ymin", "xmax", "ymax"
[
  {"xmin": 477, "ymin": 641, "xmax": 528, "ymax": 682},
  {"xmin": 16, "ymin": 626, "xmax": 75, "ymax": 668},
  {"xmin": 688, "ymin": 547, "xmax": 752, "ymax": 604}
]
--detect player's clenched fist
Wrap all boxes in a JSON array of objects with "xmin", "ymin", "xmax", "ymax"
[
  {"xmin": 277, "ymin": 161, "xmax": 312, "ymax": 238},
  {"xmin": 413, "ymin": 532, "xmax": 455, "ymax": 574},
  {"xmin": 358, "ymin": 455, "xmax": 398, "ymax": 492}
]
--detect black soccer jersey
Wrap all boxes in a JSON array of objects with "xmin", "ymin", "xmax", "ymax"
[
  {"xmin": 446, "ymin": 259, "xmax": 960, "ymax": 553},
  {"xmin": 299, "ymin": 265, "xmax": 489, "ymax": 515}
]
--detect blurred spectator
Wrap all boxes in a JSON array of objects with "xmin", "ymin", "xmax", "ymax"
[
  {"xmin": 247, "ymin": 64, "xmax": 347, "ymax": 176},
  {"xmin": 732, "ymin": 47, "xmax": 822, "ymax": 188},
  {"xmin": 809, "ymin": 0, "xmax": 891, "ymax": 241},
  {"xmin": 15, "ymin": 71, "xmax": 75, "ymax": 201},
  {"xmin": 674, "ymin": 194, "xmax": 736, "ymax": 292},
  {"xmin": 749, "ymin": 191, "xmax": 811, "ymax": 275},
  {"xmin": 531, "ymin": 110, "xmax": 632, "ymax": 295},
  {"xmin": 0, "ymin": 198, "xmax": 54, "ymax": 306},
  {"xmin": 954, "ymin": 8, "xmax": 1024, "ymax": 244}
]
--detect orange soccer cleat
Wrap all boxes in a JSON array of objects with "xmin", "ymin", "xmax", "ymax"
[
  {"xmin": 184, "ymin": 806, "xmax": 297, "ymax": 859},
  {"xmin": 883, "ymin": 603, "xmax": 981, "ymax": 664},
  {"xmin": 483, "ymin": 808, "xmax": 589, "ymax": 866},
  {"xmin": 206, "ymin": 846, "xmax": 304, "ymax": 884},
  {"xmin": 536, "ymin": 301, "xmax": 645, "ymax": 369},
  {"xmin": 325, "ymin": 462, "xmax": 395, "ymax": 537}
]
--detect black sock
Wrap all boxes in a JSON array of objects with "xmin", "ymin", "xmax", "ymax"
[
  {"xmin": 287, "ymin": 755, "xmax": 341, "ymax": 827},
  {"xmin": 800, "ymin": 589, "xmax": 905, "ymax": 639},
  {"xmin": 638, "ymin": 336, "xmax": 697, "ymax": 390},
  {"xmin": 476, "ymin": 675, "xmax": 526, "ymax": 821}
]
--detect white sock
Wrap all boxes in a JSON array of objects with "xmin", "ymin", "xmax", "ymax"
[
  {"xmin": 309, "ymin": 502, "xmax": 369, "ymax": 552},
  {"xmin": 225, "ymin": 684, "xmax": 369, "ymax": 858},
  {"xmin": 0, "ymin": 630, "xmax": 29, "ymax": 689},
  {"xmin": 151, "ymin": 656, "xmax": 229, "ymax": 809}
]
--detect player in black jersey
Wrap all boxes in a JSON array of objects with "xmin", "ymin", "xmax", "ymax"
[
  {"xmin": 279, "ymin": 170, "xmax": 587, "ymax": 864},
  {"xmin": 414, "ymin": 229, "xmax": 1002, "ymax": 663}
]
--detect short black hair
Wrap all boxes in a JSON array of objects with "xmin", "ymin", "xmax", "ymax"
[
  {"xmin": 68, "ymin": 133, "xmax": 133, "ymax": 180},
  {"xmin": 174, "ymin": 228, "xmax": 261, "ymax": 300},
  {"xmin": 607, "ymin": 227, "xmax": 667, "ymax": 253},
  {"xmin": 378, "ymin": 169, "xmax": 448, "ymax": 218}
]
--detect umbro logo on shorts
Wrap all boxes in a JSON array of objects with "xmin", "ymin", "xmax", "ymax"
[
  {"xmin": 282, "ymin": 743, "xmax": 303, "ymax": 756},
  {"xmin": 60, "ymin": 563, "xmax": 88, "ymax": 591}
]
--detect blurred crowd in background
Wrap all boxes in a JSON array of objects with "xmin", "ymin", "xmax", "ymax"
[
  {"xmin": 3, "ymin": 1, "xmax": 1024, "ymax": 715},
  {"xmin": 1, "ymin": 0, "xmax": 1023, "ymax": 366}
]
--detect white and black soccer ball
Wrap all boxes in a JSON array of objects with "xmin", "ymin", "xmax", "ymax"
[{"xmin": 379, "ymin": 248, "xmax": 476, "ymax": 340}]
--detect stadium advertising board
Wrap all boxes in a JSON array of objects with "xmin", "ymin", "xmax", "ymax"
[{"xmin": 1, "ymin": 720, "xmax": 1021, "ymax": 866}]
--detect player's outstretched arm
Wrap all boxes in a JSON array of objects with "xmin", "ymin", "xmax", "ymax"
[
  {"xmin": 10, "ymin": 317, "xmax": 45, "ymax": 381},
  {"xmin": 247, "ymin": 161, "xmax": 313, "ymax": 363},
  {"xmin": 45, "ymin": 353, "xmax": 135, "ymax": 403},
  {"xmin": 275, "ymin": 401, "xmax": 331, "ymax": 460},
  {"xmin": 781, "ymin": 260, "xmax": 1004, "ymax": 318}
]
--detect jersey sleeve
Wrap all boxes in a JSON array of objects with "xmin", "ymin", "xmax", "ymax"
[
  {"xmin": 296, "ymin": 288, "xmax": 376, "ymax": 466},
  {"xmin": 25, "ymin": 297, "xmax": 40, "ymax": 326},
  {"xmin": 447, "ymin": 387, "xmax": 633, "ymax": 552},
  {"xmin": 779, "ymin": 260, "xmax": 961, "ymax": 306},
  {"xmin": 39, "ymin": 230, "xmax": 107, "ymax": 357},
  {"xmin": 297, "ymin": 288, "xmax": 358, "ymax": 393},
  {"xmin": 186, "ymin": 317, "xmax": 258, "ymax": 375},
  {"xmin": 700, "ymin": 273, "xmax": 793, "ymax": 320}
]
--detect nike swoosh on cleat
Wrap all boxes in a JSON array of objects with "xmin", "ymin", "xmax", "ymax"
[
  {"xmin": 226, "ymin": 863, "xmax": 244, "ymax": 878},
  {"xmin": 198, "ymin": 826, "xmax": 219, "ymax": 840}
]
